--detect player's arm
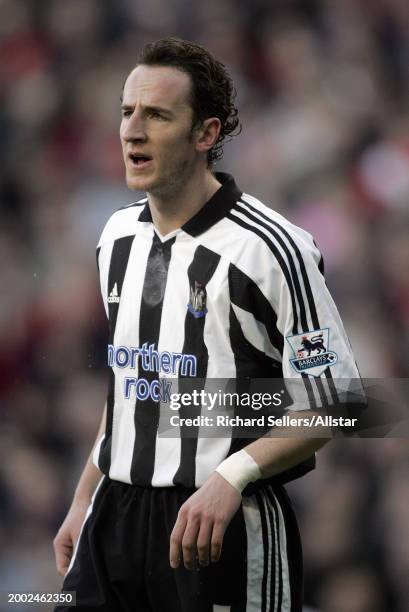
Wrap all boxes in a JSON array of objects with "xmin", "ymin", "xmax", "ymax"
[
  {"xmin": 53, "ymin": 403, "xmax": 106, "ymax": 577},
  {"xmin": 169, "ymin": 433, "xmax": 329, "ymax": 570}
]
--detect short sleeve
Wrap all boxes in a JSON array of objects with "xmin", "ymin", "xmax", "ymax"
[{"xmin": 273, "ymin": 229, "xmax": 362, "ymax": 411}]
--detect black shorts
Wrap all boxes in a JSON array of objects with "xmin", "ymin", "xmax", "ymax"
[{"xmin": 56, "ymin": 477, "xmax": 303, "ymax": 612}]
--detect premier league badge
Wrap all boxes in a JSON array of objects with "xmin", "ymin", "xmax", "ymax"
[{"xmin": 286, "ymin": 328, "xmax": 338, "ymax": 377}]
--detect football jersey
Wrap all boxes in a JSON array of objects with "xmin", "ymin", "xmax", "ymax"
[{"xmin": 93, "ymin": 173, "xmax": 361, "ymax": 487}]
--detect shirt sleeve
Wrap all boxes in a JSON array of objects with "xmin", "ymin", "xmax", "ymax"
[{"xmin": 271, "ymin": 225, "xmax": 363, "ymax": 412}]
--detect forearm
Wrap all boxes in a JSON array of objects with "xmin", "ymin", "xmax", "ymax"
[
  {"xmin": 244, "ymin": 435, "xmax": 328, "ymax": 480},
  {"xmin": 216, "ymin": 410, "xmax": 330, "ymax": 491},
  {"xmin": 72, "ymin": 404, "xmax": 106, "ymax": 505}
]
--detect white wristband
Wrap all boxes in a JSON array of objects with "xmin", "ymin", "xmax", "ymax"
[{"xmin": 215, "ymin": 449, "xmax": 262, "ymax": 494}]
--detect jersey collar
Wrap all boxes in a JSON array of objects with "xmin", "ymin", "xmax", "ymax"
[{"xmin": 138, "ymin": 172, "xmax": 242, "ymax": 236}]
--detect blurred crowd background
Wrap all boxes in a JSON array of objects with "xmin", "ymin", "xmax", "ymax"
[{"xmin": 0, "ymin": 0, "xmax": 408, "ymax": 610}]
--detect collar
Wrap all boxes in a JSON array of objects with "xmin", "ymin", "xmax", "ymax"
[{"xmin": 138, "ymin": 172, "xmax": 242, "ymax": 237}]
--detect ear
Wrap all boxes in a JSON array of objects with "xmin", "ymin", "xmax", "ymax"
[{"xmin": 194, "ymin": 117, "xmax": 221, "ymax": 155}]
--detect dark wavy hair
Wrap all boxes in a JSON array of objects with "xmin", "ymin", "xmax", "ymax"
[{"xmin": 135, "ymin": 37, "xmax": 241, "ymax": 165}]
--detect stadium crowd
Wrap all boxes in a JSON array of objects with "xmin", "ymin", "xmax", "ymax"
[{"xmin": 0, "ymin": 1, "xmax": 408, "ymax": 610}]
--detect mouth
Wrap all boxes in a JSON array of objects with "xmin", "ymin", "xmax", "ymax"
[{"xmin": 128, "ymin": 153, "xmax": 153, "ymax": 169}]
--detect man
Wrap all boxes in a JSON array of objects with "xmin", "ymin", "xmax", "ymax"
[{"xmin": 54, "ymin": 38, "xmax": 361, "ymax": 611}]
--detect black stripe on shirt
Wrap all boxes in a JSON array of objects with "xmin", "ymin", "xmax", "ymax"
[
  {"xmin": 227, "ymin": 307, "xmax": 281, "ymax": 450},
  {"xmin": 318, "ymin": 255, "xmax": 324, "ymax": 276},
  {"xmin": 96, "ymin": 246, "xmax": 101, "ymax": 272},
  {"xmin": 313, "ymin": 239, "xmax": 325, "ymax": 277},
  {"xmin": 99, "ymin": 235, "xmax": 135, "ymax": 475},
  {"xmin": 301, "ymin": 373, "xmax": 318, "ymax": 411},
  {"xmin": 239, "ymin": 198, "xmax": 320, "ymax": 330},
  {"xmin": 173, "ymin": 245, "xmax": 221, "ymax": 488},
  {"xmin": 228, "ymin": 263, "xmax": 284, "ymax": 355},
  {"xmin": 227, "ymin": 213, "xmax": 300, "ymax": 335},
  {"xmin": 229, "ymin": 305, "xmax": 282, "ymax": 378},
  {"xmin": 234, "ymin": 202, "xmax": 309, "ymax": 333},
  {"xmin": 315, "ymin": 377, "xmax": 330, "ymax": 409},
  {"xmin": 325, "ymin": 368, "xmax": 339, "ymax": 404},
  {"xmin": 130, "ymin": 233, "xmax": 175, "ymax": 485}
]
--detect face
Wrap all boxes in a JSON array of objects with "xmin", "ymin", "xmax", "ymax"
[{"xmin": 120, "ymin": 65, "xmax": 204, "ymax": 197}]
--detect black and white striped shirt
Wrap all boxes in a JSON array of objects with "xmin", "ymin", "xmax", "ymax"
[{"xmin": 93, "ymin": 172, "xmax": 360, "ymax": 488}]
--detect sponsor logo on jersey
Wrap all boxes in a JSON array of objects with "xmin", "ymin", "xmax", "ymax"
[
  {"xmin": 108, "ymin": 282, "xmax": 120, "ymax": 304},
  {"xmin": 286, "ymin": 328, "xmax": 338, "ymax": 376},
  {"xmin": 187, "ymin": 281, "xmax": 207, "ymax": 318}
]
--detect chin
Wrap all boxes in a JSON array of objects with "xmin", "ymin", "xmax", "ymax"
[{"xmin": 126, "ymin": 175, "xmax": 153, "ymax": 192}]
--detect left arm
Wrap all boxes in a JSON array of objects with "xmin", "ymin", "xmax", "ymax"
[{"xmin": 169, "ymin": 429, "xmax": 329, "ymax": 569}]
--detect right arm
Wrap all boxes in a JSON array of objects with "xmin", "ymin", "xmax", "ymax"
[{"xmin": 53, "ymin": 404, "xmax": 106, "ymax": 577}]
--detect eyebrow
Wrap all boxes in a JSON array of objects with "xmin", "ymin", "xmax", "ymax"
[{"xmin": 120, "ymin": 103, "xmax": 174, "ymax": 117}]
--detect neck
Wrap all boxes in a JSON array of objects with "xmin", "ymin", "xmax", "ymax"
[{"xmin": 147, "ymin": 166, "xmax": 222, "ymax": 236}]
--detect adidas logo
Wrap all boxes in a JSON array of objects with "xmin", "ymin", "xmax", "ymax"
[{"xmin": 108, "ymin": 282, "xmax": 120, "ymax": 304}]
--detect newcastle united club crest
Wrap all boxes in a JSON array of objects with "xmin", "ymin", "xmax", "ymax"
[
  {"xmin": 286, "ymin": 328, "xmax": 338, "ymax": 377},
  {"xmin": 188, "ymin": 281, "xmax": 208, "ymax": 318}
]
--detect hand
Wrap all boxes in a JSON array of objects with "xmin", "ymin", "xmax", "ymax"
[
  {"xmin": 53, "ymin": 499, "xmax": 89, "ymax": 577},
  {"xmin": 169, "ymin": 472, "xmax": 241, "ymax": 570}
]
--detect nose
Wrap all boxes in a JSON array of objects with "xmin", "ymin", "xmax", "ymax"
[{"xmin": 121, "ymin": 110, "xmax": 147, "ymax": 143}]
